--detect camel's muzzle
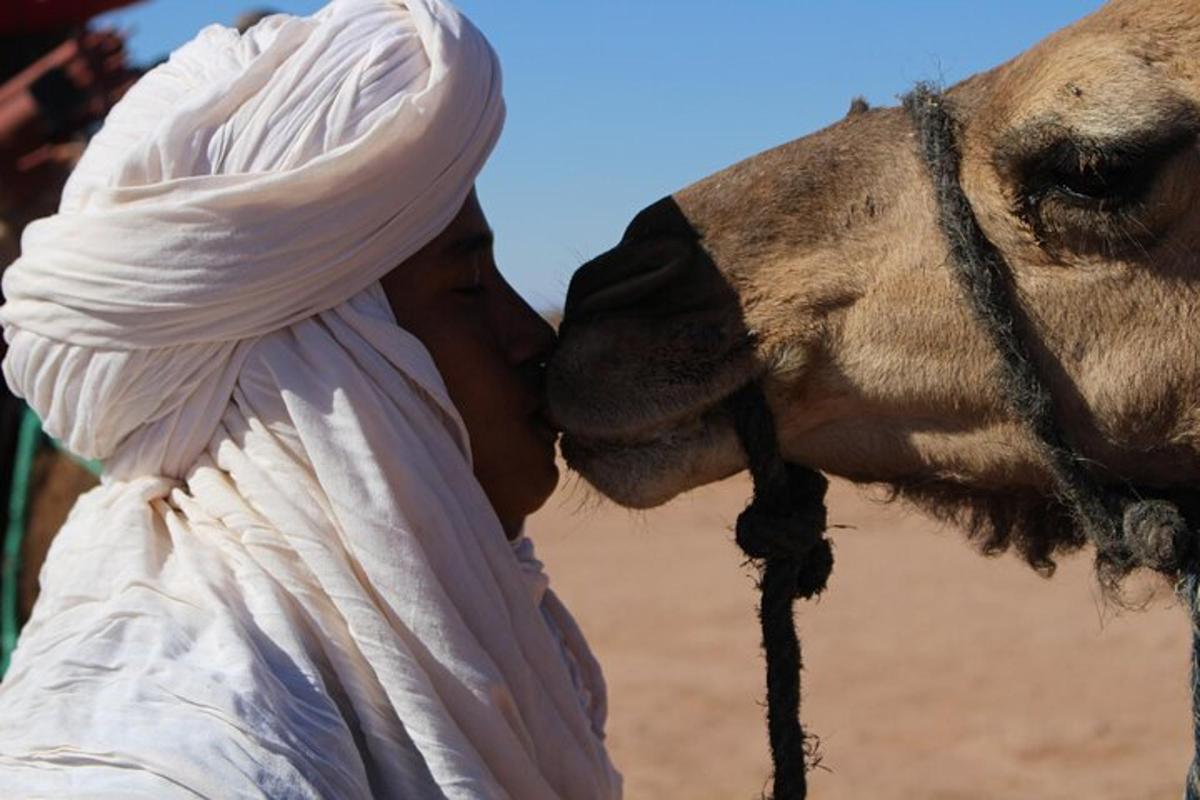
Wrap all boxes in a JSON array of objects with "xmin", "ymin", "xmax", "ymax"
[{"xmin": 548, "ymin": 197, "xmax": 756, "ymax": 507}]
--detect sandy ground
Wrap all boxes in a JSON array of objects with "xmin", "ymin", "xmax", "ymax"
[{"xmin": 527, "ymin": 474, "xmax": 1194, "ymax": 799}]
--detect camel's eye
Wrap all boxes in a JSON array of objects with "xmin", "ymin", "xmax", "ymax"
[
  {"xmin": 1007, "ymin": 128, "xmax": 1199, "ymax": 256},
  {"xmin": 1022, "ymin": 141, "xmax": 1166, "ymax": 214},
  {"xmin": 1041, "ymin": 152, "xmax": 1143, "ymax": 208}
]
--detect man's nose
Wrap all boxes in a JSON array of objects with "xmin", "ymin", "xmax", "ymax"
[{"xmin": 503, "ymin": 281, "xmax": 558, "ymax": 369}]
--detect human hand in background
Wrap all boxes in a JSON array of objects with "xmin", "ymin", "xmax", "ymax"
[
  {"xmin": 7, "ymin": 28, "xmax": 139, "ymax": 140},
  {"xmin": 0, "ymin": 28, "xmax": 137, "ymax": 214}
]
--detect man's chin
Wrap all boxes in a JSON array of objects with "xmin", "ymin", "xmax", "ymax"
[
  {"xmin": 527, "ymin": 455, "xmax": 561, "ymax": 512},
  {"xmin": 484, "ymin": 441, "xmax": 560, "ymax": 535}
]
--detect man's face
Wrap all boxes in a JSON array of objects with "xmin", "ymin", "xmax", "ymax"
[{"xmin": 382, "ymin": 190, "xmax": 559, "ymax": 536}]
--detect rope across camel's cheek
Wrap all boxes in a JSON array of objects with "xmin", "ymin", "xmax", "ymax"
[{"xmin": 907, "ymin": 82, "xmax": 1200, "ymax": 800}]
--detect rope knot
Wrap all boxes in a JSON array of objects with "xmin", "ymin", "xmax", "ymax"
[
  {"xmin": 1122, "ymin": 499, "xmax": 1194, "ymax": 575},
  {"xmin": 737, "ymin": 464, "xmax": 834, "ymax": 600},
  {"xmin": 735, "ymin": 501, "xmax": 824, "ymax": 561}
]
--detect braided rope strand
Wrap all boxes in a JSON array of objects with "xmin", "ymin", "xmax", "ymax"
[
  {"xmin": 1183, "ymin": 574, "xmax": 1200, "ymax": 800},
  {"xmin": 729, "ymin": 383, "xmax": 833, "ymax": 800},
  {"xmin": 904, "ymin": 82, "xmax": 1200, "ymax": 798},
  {"xmin": 902, "ymin": 84, "xmax": 1127, "ymax": 571}
]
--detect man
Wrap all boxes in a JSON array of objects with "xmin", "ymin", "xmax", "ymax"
[{"xmin": 0, "ymin": 1, "xmax": 621, "ymax": 797}]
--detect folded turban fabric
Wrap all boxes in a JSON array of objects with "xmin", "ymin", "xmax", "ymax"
[{"xmin": 0, "ymin": 1, "xmax": 622, "ymax": 797}]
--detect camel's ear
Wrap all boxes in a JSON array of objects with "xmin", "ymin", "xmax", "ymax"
[{"xmin": 846, "ymin": 96, "xmax": 870, "ymax": 117}]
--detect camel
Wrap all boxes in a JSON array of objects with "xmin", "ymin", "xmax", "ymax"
[{"xmin": 548, "ymin": 0, "xmax": 1200, "ymax": 582}]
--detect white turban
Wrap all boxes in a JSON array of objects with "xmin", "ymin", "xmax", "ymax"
[{"xmin": 0, "ymin": 2, "xmax": 622, "ymax": 797}]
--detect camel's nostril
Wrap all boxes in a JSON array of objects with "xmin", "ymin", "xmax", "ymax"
[
  {"xmin": 563, "ymin": 194, "xmax": 708, "ymax": 325},
  {"xmin": 568, "ymin": 241, "xmax": 694, "ymax": 321}
]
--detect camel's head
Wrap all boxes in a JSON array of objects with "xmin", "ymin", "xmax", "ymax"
[{"xmin": 548, "ymin": 0, "xmax": 1200, "ymax": 569}]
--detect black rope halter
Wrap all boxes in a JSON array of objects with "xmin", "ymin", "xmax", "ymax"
[
  {"xmin": 727, "ymin": 82, "xmax": 1200, "ymax": 799},
  {"xmin": 728, "ymin": 383, "xmax": 832, "ymax": 800}
]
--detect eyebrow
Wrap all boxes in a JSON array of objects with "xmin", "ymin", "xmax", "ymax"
[
  {"xmin": 446, "ymin": 231, "xmax": 495, "ymax": 257},
  {"xmin": 992, "ymin": 101, "xmax": 1200, "ymax": 175}
]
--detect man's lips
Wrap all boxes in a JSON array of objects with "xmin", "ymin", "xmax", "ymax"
[
  {"xmin": 538, "ymin": 400, "xmax": 563, "ymax": 432},
  {"xmin": 532, "ymin": 405, "xmax": 561, "ymax": 444}
]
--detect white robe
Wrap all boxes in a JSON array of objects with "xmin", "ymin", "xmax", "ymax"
[{"xmin": 0, "ymin": 2, "xmax": 621, "ymax": 797}]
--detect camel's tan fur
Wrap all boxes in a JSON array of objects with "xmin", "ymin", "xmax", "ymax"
[{"xmin": 550, "ymin": 0, "xmax": 1200, "ymax": 570}]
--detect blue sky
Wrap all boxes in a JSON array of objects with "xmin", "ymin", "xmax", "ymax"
[{"xmin": 98, "ymin": 0, "xmax": 1103, "ymax": 309}]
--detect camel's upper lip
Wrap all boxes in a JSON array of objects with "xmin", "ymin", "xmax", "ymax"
[
  {"xmin": 558, "ymin": 379, "xmax": 749, "ymax": 450},
  {"xmin": 560, "ymin": 401, "xmax": 719, "ymax": 459},
  {"xmin": 549, "ymin": 327, "xmax": 759, "ymax": 442}
]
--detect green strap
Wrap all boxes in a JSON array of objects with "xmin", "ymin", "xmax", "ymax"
[
  {"xmin": 0, "ymin": 406, "xmax": 101, "ymax": 676},
  {"xmin": 48, "ymin": 433, "xmax": 103, "ymax": 479},
  {"xmin": 1, "ymin": 407, "xmax": 46, "ymax": 675}
]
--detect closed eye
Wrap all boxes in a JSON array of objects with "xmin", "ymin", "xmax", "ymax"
[
  {"xmin": 1018, "ymin": 133, "xmax": 1193, "ymax": 213},
  {"xmin": 454, "ymin": 267, "xmax": 485, "ymax": 296}
]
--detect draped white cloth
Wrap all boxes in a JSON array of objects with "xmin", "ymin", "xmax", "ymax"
[{"xmin": 0, "ymin": 1, "xmax": 621, "ymax": 797}]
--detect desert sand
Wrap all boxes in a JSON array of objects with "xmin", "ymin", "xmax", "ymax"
[{"xmin": 528, "ymin": 474, "xmax": 1193, "ymax": 799}]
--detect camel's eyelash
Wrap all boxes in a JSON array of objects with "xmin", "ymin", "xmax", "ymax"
[{"xmin": 1016, "ymin": 132, "xmax": 1194, "ymax": 213}]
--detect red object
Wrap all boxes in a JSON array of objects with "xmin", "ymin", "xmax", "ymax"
[{"xmin": 0, "ymin": 0, "xmax": 144, "ymax": 35}]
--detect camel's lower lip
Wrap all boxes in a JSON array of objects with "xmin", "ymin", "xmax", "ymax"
[
  {"xmin": 558, "ymin": 421, "xmax": 710, "ymax": 507},
  {"xmin": 557, "ymin": 388, "xmax": 745, "ymax": 508}
]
